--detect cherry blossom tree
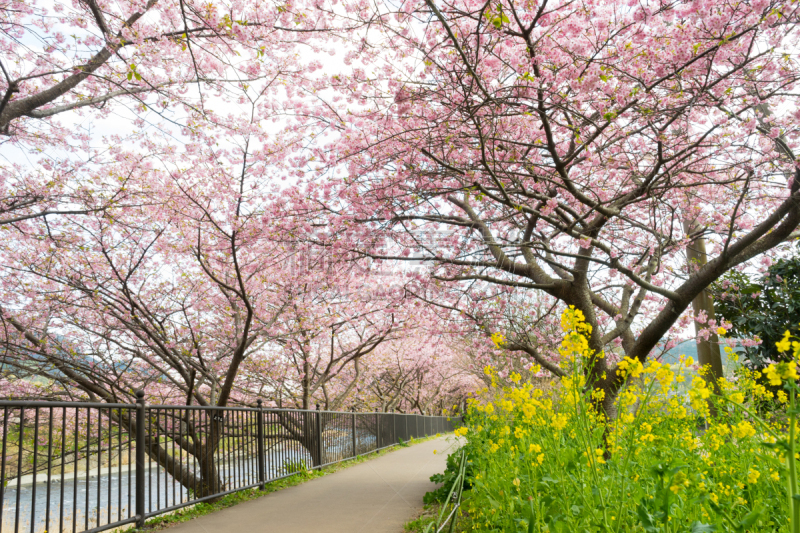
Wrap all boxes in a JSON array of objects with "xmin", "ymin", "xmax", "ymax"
[
  {"xmin": 0, "ymin": 0, "xmax": 483, "ymax": 496},
  {"xmin": 0, "ymin": 0, "xmax": 338, "ymax": 138},
  {"xmin": 240, "ymin": 267, "xmax": 409, "ymax": 412},
  {"xmin": 0, "ymin": 117, "xmax": 319, "ymax": 493},
  {"xmin": 0, "ymin": 0, "xmax": 349, "ymax": 238},
  {"xmin": 360, "ymin": 334, "xmax": 478, "ymax": 415},
  {"xmin": 313, "ymin": 0, "xmax": 800, "ymax": 416}
]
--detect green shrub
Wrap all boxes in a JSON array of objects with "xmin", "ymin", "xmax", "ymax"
[{"xmin": 425, "ymin": 450, "xmax": 472, "ymax": 504}]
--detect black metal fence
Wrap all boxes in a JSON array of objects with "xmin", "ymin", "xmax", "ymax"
[{"xmin": 0, "ymin": 393, "xmax": 459, "ymax": 533}]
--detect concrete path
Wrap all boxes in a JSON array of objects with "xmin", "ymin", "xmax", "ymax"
[{"xmin": 166, "ymin": 436, "xmax": 461, "ymax": 533}]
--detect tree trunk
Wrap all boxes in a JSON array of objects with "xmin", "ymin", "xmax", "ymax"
[
  {"xmin": 302, "ymin": 360, "xmax": 311, "ymax": 411},
  {"xmin": 683, "ymin": 221, "xmax": 725, "ymax": 394},
  {"xmin": 194, "ymin": 441, "xmax": 224, "ymax": 498},
  {"xmin": 197, "ymin": 415, "xmax": 225, "ymax": 499}
]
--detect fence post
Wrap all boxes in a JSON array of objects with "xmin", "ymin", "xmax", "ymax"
[
  {"xmin": 375, "ymin": 408, "xmax": 380, "ymax": 450},
  {"xmin": 256, "ymin": 399, "xmax": 266, "ymax": 490},
  {"xmin": 135, "ymin": 390, "xmax": 146, "ymax": 529},
  {"xmin": 315, "ymin": 404, "xmax": 323, "ymax": 467},
  {"xmin": 351, "ymin": 409, "xmax": 357, "ymax": 458}
]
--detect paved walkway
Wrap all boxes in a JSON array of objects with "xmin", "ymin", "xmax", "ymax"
[{"xmin": 166, "ymin": 436, "xmax": 460, "ymax": 533}]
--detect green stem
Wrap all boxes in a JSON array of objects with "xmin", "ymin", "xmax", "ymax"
[
  {"xmin": 714, "ymin": 394, "xmax": 780, "ymax": 439},
  {"xmin": 790, "ymin": 386, "xmax": 799, "ymax": 533},
  {"xmin": 717, "ymin": 385, "xmax": 800, "ymax": 529},
  {"xmin": 573, "ymin": 358, "xmax": 611, "ymax": 531},
  {"xmin": 613, "ymin": 373, "xmax": 661, "ymax": 533}
]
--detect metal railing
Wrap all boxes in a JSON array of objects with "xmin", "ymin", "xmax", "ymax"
[
  {"xmin": 424, "ymin": 449, "xmax": 468, "ymax": 533},
  {"xmin": 0, "ymin": 393, "xmax": 459, "ymax": 533}
]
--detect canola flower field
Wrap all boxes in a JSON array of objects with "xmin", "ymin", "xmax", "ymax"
[{"xmin": 449, "ymin": 308, "xmax": 800, "ymax": 532}]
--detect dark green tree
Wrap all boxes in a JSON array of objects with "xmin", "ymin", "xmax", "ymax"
[{"xmin": 713, "ymin": 245, "xmax": 800, "ymax": 368}]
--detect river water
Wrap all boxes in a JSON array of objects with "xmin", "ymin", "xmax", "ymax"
[{"xmin": 1, "ymin": 447, "xmax": 317, "ymax": 533}]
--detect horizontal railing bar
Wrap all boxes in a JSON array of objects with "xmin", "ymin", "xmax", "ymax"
[
  {"xmin": 81, "ymin": 516, "xmax": 139, "ymax": 533},
  {"xmin": 311, "ymin": 442, "xmax": 399, "ymax": 471},
  {"xmin": 0, "ymin": 399, "xmax": 452, "ymax": 417},
  {"xmin": 0, "ymin": 400, "xmax": 135, "ymax": 408}
]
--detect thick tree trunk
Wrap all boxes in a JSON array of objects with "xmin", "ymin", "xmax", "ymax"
[
  {"xmin": 194, "ymin": 444, "xmax": 223, "ymax": 498},
  {"xmin": 195, "ymin": 416, "xmax": 225, "ymax": 499}
]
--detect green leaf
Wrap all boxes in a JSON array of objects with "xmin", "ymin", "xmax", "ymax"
[
  {"xmin": 636, "ymin": 504, "xmax": 659, "ymax": 533},
  {"xmin": 525, "ymin": 498, "xmax": 536, "ymax": 533},
  {"xmin": 127, "ymin": 72, "xmax": 133, "ymax": 81},
  {"xmin": 739, "ymin": 506, "xmax": 764, "ymax": 528},
  {"xmin": 691, "ymin": 522, "xmax": 717, "ymax": 533}
]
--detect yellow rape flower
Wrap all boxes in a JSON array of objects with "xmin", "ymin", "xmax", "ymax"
[
  {"xmin": 733, "ymin": 421, "xmax": 755, "ymax": 438},
  {"xmin": 594, "ymin": 448, "xmax": 606, "ymax": 465},
  {"xmin": 776, "ymin": 330, "xmax": 792, "ymax": 353},
  {"xmin": 551, "ymin": 413, "xmax": 568, "ymax": 430},
  {"xmin": 490, "ymin": 332, "xmax": 506, "ymax": 348},
  {"xmin": 765, "ymin": 360, "xmax": 798, "ymax": 386}
]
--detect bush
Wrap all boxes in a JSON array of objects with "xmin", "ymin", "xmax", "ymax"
[
  {"xmin": 455, "ymin": 308, "xmax": 800, "ymax": 532},
  {"xmin": 713, "ymin": 247, "xmax": 800, "ymax": 368},
  {"xmin": 424, "ymin": 449, "xmax": 472, "ymax": 504}
]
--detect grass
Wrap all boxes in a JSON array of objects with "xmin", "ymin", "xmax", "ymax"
[
  {"xmin": 125, "ymin": 433, "xmax": 446, "ymax": 532},
  {"xmin": 404, "ymin": 502, "xmax": 472, "ymax": 533},
  {"xmin": 405, "ymin": 504, "xmax": 441, "ymax": 532}
]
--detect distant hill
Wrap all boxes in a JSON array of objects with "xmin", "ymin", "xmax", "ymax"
[
  {"xmin": 659, "ymin": 339, "xmax": 743, "ymax": 371},
  {"xmin": 659, "ymin": 340, "xmax": 698, "ymax": 365}
]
